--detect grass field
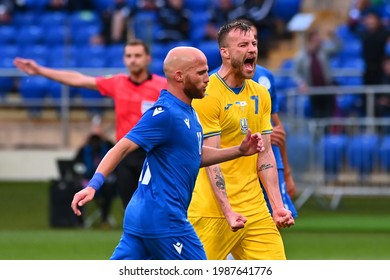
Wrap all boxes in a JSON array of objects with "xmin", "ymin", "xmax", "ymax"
[{"xmin": 1, "ymin": 181, "xmax": 390, "ymax": 260}]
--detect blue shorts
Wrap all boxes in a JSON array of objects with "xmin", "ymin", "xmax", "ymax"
[
  {"xmin": 110, "ymin": 231, "xmax": 207, "ymax": 260},
  {"xmin": 261, "ymin": 169, "xmax": 298, "ymax": 218}
]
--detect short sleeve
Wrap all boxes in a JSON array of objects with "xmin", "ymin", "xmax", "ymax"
[
  {"xmin": 125, "ymin": 106, "xmax": 171, "ymax": 152},
  {"xmin": 95, "ymin": 75, "xmax": 120, "ymax": 97}
]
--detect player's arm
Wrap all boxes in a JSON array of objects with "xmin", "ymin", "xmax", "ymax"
[
  {"xmin": 201, "ymin": 135, "xmax": 248, "ymax": 232},
  {"xmin": 200, "ymin": 128, "xmax": 263, "ymax": 167},
  {"xmin": 257, "ymin": 133, "xmax": 294, "ymax": 228},
  {"xmin": 13, "ymin": 57, "xmax": 98, "ymax": 90},
  {"xmin": 271, "ymin": 113, "xmax": 296, "ymax": 198},
  {"xmin": 71, "ymin": 138, "xmax": 138, "ymax": 216}
]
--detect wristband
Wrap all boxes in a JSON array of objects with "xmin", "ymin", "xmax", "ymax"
[{"xmin": 88, "ymin": 172, "xmax": 105, "ymax": 191}]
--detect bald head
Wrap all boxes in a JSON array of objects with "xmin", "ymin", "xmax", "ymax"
[{"xmin": 163, "ymin": 47, "xmax": 207, "ymax": 79}]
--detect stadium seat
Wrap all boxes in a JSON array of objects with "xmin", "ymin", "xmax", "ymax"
[
  {"xmin": 47, "ymin": 80, "xmax": 77, "ymax": 103},
  {"xmin": 196, "ymin": 41, "xmax": 221, "ymax": 71},
  {"xmin": 0, "ymin": 57, "xmax": 16, "ymax": 98},
  {"xmin": 335, "ymin": 24, "xmax": 359, "ymax": 41},
  {"xmin": 379, "ymin": 135, "xmax": 390, "ymax": 172},
  {"xmin": 71, "ymin": 25, "xmax": 101, "ymax": 46},
  {"xmin": 16, "ymin": 26, "xmax": 44, "ymax": 46},
  {"xmin": 24, "ymin": 0, "xmax": 49, "ymax": 11},
  {"xmin": 337, "ymin": 39, "xmax": 362, "ymax": 60},
  {"xmin": 347, "ymin": 134, "xmax": 379, "ymax": 177},
  {"xmin": 78, "ymin": 88, "xmax": 108, "ymax": 116},
  {"xmin": 39, "ymin": 11, "xmax": 68, "ymax": 27},
  {"xmin": 150, "ymin": 43, "xmax": 173, "ymax": 61},
  {"xmin": 189, "ymin": 11, "xmax": 210, "ymax": 42},
  {"xmin": 12, "ymin": 12, "xmax": 37, "ymax": 27},
  {"xmin": 70, "ymin": 11, "xmax": 101, "ymax": 30},
  {"xmin": 0, "ymin": 26, "xmax": 16, "ymax": 45},
  {"xmin": 132, "ymin": 10, "xmax": 158, "ymax": 43},
  {"xmin": 149, "ymin": 58, "xmax": 165, "ymax": 77},
  {"xmin": 271, "ymin": 0, "xmax": 302, "ymax": 22},
  {"xmin": 184, "ymin": 0, "xmax": 209, "ymax": 12},
  {"xmin": 43, "ymin": 26, "xmax": 69, "ymax": 46},
  {"xmin": 21, "ymin": 45, "xmax": 49, "ymax": 62},
  {"xmin": 286, "ymin": 133, "xmax": 313, "ymax": 180},
  {"xmin": 2, "ymin": 45, "xmax": 20, "ymax": 58},
  {"xmin": 320, "ymin": 134, "xmax": 348, "ymax": 181},
  {"xmin": 19, "ymin": 76, "xmax": 50, "ymax": 116}
]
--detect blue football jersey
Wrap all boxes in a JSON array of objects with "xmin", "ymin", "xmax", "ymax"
[{"xmin": 123, "ymin": 90, "xmax": 204, "ymax": 238}]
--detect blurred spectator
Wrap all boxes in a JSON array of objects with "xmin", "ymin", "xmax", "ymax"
[
  {"xmin": 155, "ymin": 0, "xmax": 190, "ymax": 43},
  {"xmin": 205, "ymin": 0, "xmax": 240, "ymax": 40},
  {"xmin": 293, "ymin": 28, "xmax": 341, "ymax": 119},
  {"xmin": 377, "ymin": 55, "xmax": 390, "ymax": 118},
  {"xmin": 135, "ymin": 0, "xmax": 162, "ymax": 10},
  {"xmin": 0, "ymin": 0, "xmax": 13, "ymax": 24},
  {"xmin": 233, "ymin": 0, "xmax": 278, "ymax": 57},
  {"xmin": 99, "ymin": 0, "xmax": 130, "ymax": 45},
  {"xmin": 358, "ymin": 10, "xmax": 390, "ymax": 85},
  {"xmin": 73, "ymin": 116, "xmax": 117, "ymax": 228}
]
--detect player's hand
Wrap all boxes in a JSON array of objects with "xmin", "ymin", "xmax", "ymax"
[
  {"xmin": 284, "ymin": 171, "xmax": 297, "ymax": 198},
  {"xmin": 270, "ymin": 124, "xmax": 286, "ymax": 147},
  {"xmin": 272, "ymin": 207, "xmax": 295, "ymax": 229},
  {"xmin": 225, "ymin": 211, "xmax": 247, "ymax": 232},
  {"xmin": 239, "ymin": 128, "xmax": 265, "ymax": 156},
  {"xmin": 13, "ymin": 58, "xmax": 41, "ymax": 75},
  {"xmin": 71, "ymin": 187, "xmax": 96, "ymax": 216}
]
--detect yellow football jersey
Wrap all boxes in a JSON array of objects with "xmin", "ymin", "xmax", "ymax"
[{"xmin": 189, "ymin": 73, "xmax": 273, "ymax": 218}]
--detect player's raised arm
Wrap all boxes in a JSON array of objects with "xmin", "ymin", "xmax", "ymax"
[{"xmin": 13, "ymin": 57, "xmax": 98, "ymax": 90}]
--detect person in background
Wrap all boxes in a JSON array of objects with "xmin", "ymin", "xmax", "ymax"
[
  {"xmin": 155, "ymin": 0, "xmax": 190, "ymax": 43},
  {"xmin": 71, "ymin": 46, "xmax": 265, "ymax": 260},
  {"xmin": 73, "ymin": 116, "xmax": 117, "ymax": 228},
  {"xmin": 14, "ymin": 39, "xmax": 168, "ymax": 210},
  {"xmin": 293, "ymin": 28, "xmax": 341, "ymax": 119}
]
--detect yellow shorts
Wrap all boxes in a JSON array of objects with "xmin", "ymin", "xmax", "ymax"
[{"xmin": 189, "ymin": 212, "xmax": 286, "ymax": 260}]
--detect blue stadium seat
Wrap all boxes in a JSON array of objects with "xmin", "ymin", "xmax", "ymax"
[
  {"xmin": 271, "ymin": 0, "xmax": 302, "ymax": 22},
  {"xmin": 39, "ymin": 11, "xmax": 68, "ymax": 27},
  {"xmin": 25, "ymin": 0, "xmax": 49, "ymax": 11},
  {"xmin": 379, "ymin": 135, "xmax": 390, "ymax": 172},
  {"xmin": 335, "ymin": 24, "xmax": 359, "ymax": 41},
  {"xmin": 21, "ymin": 45, "xmax": 48, "ymax": 62},
  {"xmin": 70, "ymin": 11, "xmax": 101, "ymax": 30},
  {"xmin": 286, "ymin": 133, "xmax": 313, "ymax": 179},
  {"xmin": 347, "ymin": 134, "xmax": 379, "ymax": 177},
  {"xmin": 12, "ymin": 12, "xmax": 37, "ymax": 27},
  {"xmin": 71, "ymin": 25, "xmax": 101, "ymax": 46},
  {"xmin": 0, "ymin": 26, "xmax": 16, "ymax": 45},
  {"xmin": 320, "ymin": 134, "xmax": 348, "ymax": 180},
  {"xmin": 196, "ymin": 41, "xmax": 221, "ymax": 71},
  {"xmin": 19, "ymin": 76, "xmax": 50, "ymax": 116},
  {"xmin": 0, "ymin": 57, "xmax": 16, "ymax": 98},
  {"xmin": 43, "ymin": 26, "xmax": 69, "ymax": 46},
  {"xmin": 151, "ymin": 43, "xmax": 173, "ymax": 61},
  {"xmin": 47, "ymin": 80, "xmax": 77, "ymax": 103},
  {"xmin": 189, "ymin": 11, "xmax": 210, "ymax": 42},
  {"xmin": 2, "ymin": 45, "xmax": 20, "ymax": 58},
  {"xmin": 132, "ymin": 10, "xmax": 158, "ymax": 43},
  {"xmin": 106, "ymin": 44, "xmax": 124, "ymax": 68},
  {"xmin": 149, "ymin": 58, "xmax": 165, "ymax": 77},
  {"xmin": 184, "ymin": 0, "xmax": 209, "ymax": 12},
  {"xmin": 16, "ymin": 26, "xmax": 44, "ymax": 46},
  {"xmin": 78, "ymin": 88, "xmax": 107, "ymax": 116},
  {"xmin": 337, "ymin": 39, "xmax": 362, "ymax": 59}
]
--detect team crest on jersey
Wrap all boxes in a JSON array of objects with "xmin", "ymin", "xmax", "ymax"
[{"xmin": 240, "ymin": 118, "xmax": 248, "ymax": 134}]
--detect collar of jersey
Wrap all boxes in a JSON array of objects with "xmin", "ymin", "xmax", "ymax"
[{"xmin": 215, "ymin": 73, "xmax": 246, "ymax": 95}]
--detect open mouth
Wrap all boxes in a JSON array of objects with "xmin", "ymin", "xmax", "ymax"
[{"xmin": 244, "ymin": 58, "xmax": 255, "ymax": 71}]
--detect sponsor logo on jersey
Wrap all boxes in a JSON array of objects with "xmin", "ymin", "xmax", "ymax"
[
  {"xmin": 184, "ymin": 118, "xmax": 190, "ymax": 128},
  {"xmin": 152, "ymin": 107, "xmax": 164, "ymax": 116},
  {"xmin": 173, "ymin": 242, "xmax": 183, "ymax": 254}
]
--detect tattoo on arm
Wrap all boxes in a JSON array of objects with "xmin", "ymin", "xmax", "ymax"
[
  {"xmin": 258, "ymin": 163, "xmax": 273, "ymax": 171},
  {"xmin": 212, "ymin": 167, "xmax": 227, "ymax": 196}
]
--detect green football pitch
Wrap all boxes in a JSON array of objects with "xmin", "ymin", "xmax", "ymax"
[{"xmin": 1, "ymin": 181, "xmax": 390, "ymax": 260}]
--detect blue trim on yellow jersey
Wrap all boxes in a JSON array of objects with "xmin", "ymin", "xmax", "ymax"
[{"xmin": 215, "ymin": 73, "xmax": 246, "ymax": 95}]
